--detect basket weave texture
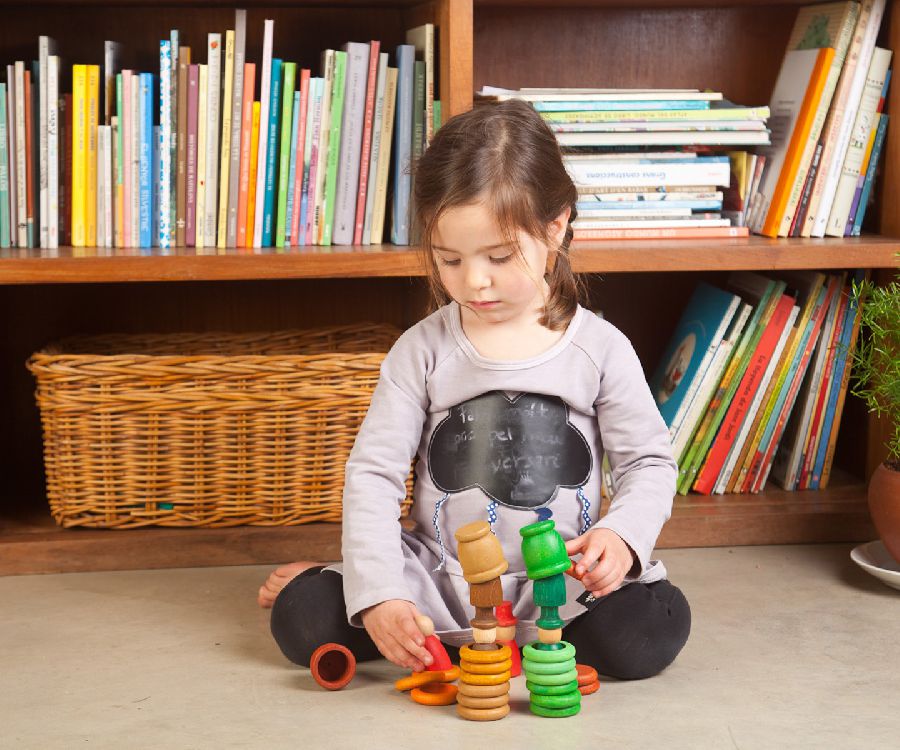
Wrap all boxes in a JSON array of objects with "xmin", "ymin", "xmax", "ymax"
[{"xmin": 27, "ymin": 324, "xmax": 414, "ymax": 529}]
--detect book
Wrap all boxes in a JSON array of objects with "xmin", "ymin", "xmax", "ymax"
[
  {"xmin": 275, "ymin": 61, "xmax": 296, "ymax": 248},
  {"xmin": 479, "ymin": 87, "xmax": 724, "ymax": 103},
  {"xmin": 6, "ymin": 65, "xmax": 16, "ymax": 247},
  {"xmin": 847, "ymin": 69, "xmax": 890, "ymax": 232},
  {"xmin": 300, "ymin": 77, "xmax": 321, "ymax": 246},
  {"xmin": 406, "ymin": 24, "xmax": 434, "ymax": 144},
  {"xmin": 370, "ymin": 66, "xmax": 397, "ymax": 245},
  {"xmin": 305, "ymin": 75, "xmax": 325, "ymax": 245},
  {"xmin": 825, "ymin": 47, "xmax": 892, "ymax": 236},
  {"xmin": 540, "ymin": 104, "xmax": 770, "ymax": 123},
  {"xmin": 313, "ymin": 51, "xmax": 335, "ymax": 245},
  {"xmin": 253, "ymin": 18, "xmax": 274, "ymax": 248},
  {"xmin": 0, "ymin": 83, "xmax": 9, "ymax": 248},
  {"xmin": 754, "ymin": 47, "xmax": 835, "ymax": 237},
  {"xmin": 564, "ymin": 156, "xmax": 732, "ymax": 189},
  {"xmin": 391, "ymin": 45, "xmax": 415, "ymax": 245},
  {"xmin": 289, "ymin": 69, "xmax": 311, "ymax": 246},
  {"xmin": 572, "ymin": 226, "xmax": 750, "ymax": 240},
  {"xmin": 159, "ymin": 41, "xmax": 173, "ymax": 248},
  {"xmin": 139, "ymin": 72, "xmax": 153, "ymax": 249},
  {"xmin": 236, "ymin": 62, "xmax": 255, "ymax": 248},
  {"xmin": 196, "ymin": 64, "xmax": 207, "ymax": 250},
  {"xmin": 47, "ymin": 54, "xmax": 59, "ymax": 249},
  {"xmin": 185, "ymin": 64, "xmax": 198, "ymax": 248},
  {"xmin": 555, "ymin": 130, "xmax": 770, "ymax": 147},
  {"xmin": 851, "ymin": 113, "xmax": 888, "ymax": 235},
  {"xmin": 321, "ymin": 51, "xmax": 347, "ymax": 247},
  {"xmin": 333, "ymin": 42, "xmax": 369, "ymax": 246},
  {"xmin": 261, "ymin": 58, "xmax": 283, "ymax": 247},
  {"xmin": 38, "ymin": 36, "xmax": 58, "ymax": 248},
  {"xmin": 245, "ymin": 101, "xmax": 261, "ymax": 250},
  {"xmin": 204, "ymin": 33, "xmax": 221, "ymax": 248},
  {"xmin": 807, "ymin": 0, "xmax": 886, "ymax": 237},
  {"xmin": 71, "ymin": 64, "xmax": 86, "ymax": 247},
  {"xmin": 284, "ymin": 92, "xmax": 300, "ymax": 245},
  {"xmin": 216, "ymin": 29, "xmax": 234, "ymax": 250},
  {"xmin": 176, "ymin": 48, "xmax": 190, "ymax": 248},
  {"xmin": 129, "ymin": 72, "xmax": 140, "ymax": 247},
  {"xmin": 354, "ymin": 43, "xmax": 380, "ymax": 245},
  {"xmin": 694, "ymin": 293, "xmax": 796, "ymax": 494},
  {"xmin": 649, "ymin": 281, "xmax": 741, "ymax": 432},
  {"xmin": 226, "ymin": 8, "xmax": 247, "ymax": 248}
]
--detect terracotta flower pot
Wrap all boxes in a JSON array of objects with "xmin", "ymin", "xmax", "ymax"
[
  {"xmin": 309, "ymin": 643, "xmax": 356, "ymax": 690},
  {"xmin": 868, "ymin": 462, "xmax": 900, "ymax": 565}
]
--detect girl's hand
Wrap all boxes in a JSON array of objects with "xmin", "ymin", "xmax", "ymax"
[
  {"xmin": 360, "ymin": 599, "xmax": 435, "ymax": 672},
  {"xmin": 565, "ymin": 528, "xmax": 636, "ymax": 598}
]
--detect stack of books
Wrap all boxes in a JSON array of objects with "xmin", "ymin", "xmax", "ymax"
[
  {"xmin": 648, "ymin": 270, "xmax": 865, "ymax": 496},
  {"xmin": 476, "ymin": 86, "xmax": 771, "ymax": 240},
  {"xmin": 0, "ymin": 10, "xmax": 439, "ymax": 251},
  {"xmin": 750, "ymin": 0, "xmax": 892, "ymax": 238}
]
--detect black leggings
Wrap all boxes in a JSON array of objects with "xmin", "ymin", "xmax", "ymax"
[{"xmin": 270, "ymin": 567, "xmax": 691, "ymax": 681}]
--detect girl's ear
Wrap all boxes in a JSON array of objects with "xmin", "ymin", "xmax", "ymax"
[{"xmin": 545, "ymin": 206, "xmax": 571, "ymax": 274}]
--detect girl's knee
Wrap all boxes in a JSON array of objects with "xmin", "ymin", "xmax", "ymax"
[{"xmin": 270, "ymin": 569, "xmax": 341, "ymax": 667}]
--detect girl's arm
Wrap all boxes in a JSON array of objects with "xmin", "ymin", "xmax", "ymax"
[
  {"xmin": 341, "ymin": 332, "xmax": 428, "ymax": 627},
  {"xmin": 591, "ymin": 328, "xmax": 678, "ymax": 577}
]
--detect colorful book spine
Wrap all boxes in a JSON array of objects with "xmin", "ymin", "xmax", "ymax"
[
  {"xmin": 216, "ymin": 29, "xmax": 234, "ymax": 250},
  {"xmin": 236, "ymin": 62, "xmax": 255, "ymax": 248},
  {"xmin": 185, "ymin": 64, "xmax": 199, "ymax": 247},
  {"xmin": 304, "ymin": 76, "xmax": 324, "ymax": 245},
  {"xmin": 169, "ymin": 31, "xmax": 179, "ymax": 247},
  {"xmin": 158, "ymin": 39, "xmax": 172, "ymax": 248},
  {"xmin": 226, "ymin": 8, "xmax": 247, "ymax": 248},
  {"xmin": 152, "ymin": 123, "xmax": 159, "ymax": 247},
  {"xmin": 289, "ymin": 70, "xmax": 311, "ymax": 246},
  {"xmin": 275, "ymin": 61, "xmax": 296, "ymax": 248},
  {"xmin": 284, "ymin": 92, "xmax": 301, "ymax": 246},
  {"xmin": 313, "ymin": 52, "xmax": 335, "ymax": 246},
  {"xmin": 354, "ymin": 42, "xmax": 380, "ymax": 245},
  {"xmin": 116, "ymin": 73, "xmax": 125, "ymax": 247},
  {"xmin": 261, "ymin": 58, "xmax": 283, "ymax": 247},
  {"xmin": 363, "ymin": 53, "xmax": 388, "ymax": 245},
  {"xmin": 176, "ymin": 48, "xmax": 190, "ymax": 247},
  {"xmin": 333, "ymin": 42, "xmax": 368, "ymax": 246},
  {"xmin": 139, "ymin": 73, "xmax": 153, "ymax": 248},
  {"xmin": 25, "ymin": 68, "xmax": 35, "ymax": 248},
  {"xmin": 245, "ymin": 101, "xmax": 261, "ymax": 250},
  {"xmin": 321, "ymin": 51, "xmax": 346, "ymax": 247},
  {"xmin": 371, "ymin": 66, "xmax": 398, "ymax": 245},
  {"xmin": 196, "ymin": 64, "xmax": 207, "ymax": 250},
  {"xmin": 6, "ymin": 65, "xmax": 16, "ymax": 248},
  {"xmin": 851, "ymin": 114, "xmax": 889, "ymax": 235},
  {"xmin": 48, "ymin": 55, "xmax": 60, "ymax": 248},
  {"xmin": 204, "ymin": 33, "xmax": 221, "ymax": 248},
  {"xmin": 129, "ymin": 72, "xmax": 140, "ymax": 247},
  {"xmin": 61, "ymin": 92, "xmax": 70, "ymax": 246},
  {"xmin": 0, "ymin": 83, "xmax": 9, "ymax": 248},
  {"xmin": 252, "ymin": 18, "xmax": 274, "ymax": 248},
  {"xmin": 71, "ymin": 64, "xmax": 86, "ymax": 247}
]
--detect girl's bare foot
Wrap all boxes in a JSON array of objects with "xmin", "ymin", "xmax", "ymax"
[{"xmin": 257, "ymin": 561, "xmax": 323, "ymax": 608}]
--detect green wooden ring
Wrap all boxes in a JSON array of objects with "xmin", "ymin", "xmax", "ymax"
[
  {"xmin": 530, "ymin": 690, "xmax": 582, "ymax": 710},
  {"xmin": 522, "ymin": 667, "xmax": 578, "ymax": 686},
  {"xmin": 530, "ymin": 702, "xmax": 581, "ymax": 718},
  {"xmin": 526, "ymin": 679, "xmax": 579, "ymax": 696},
  {"xmin": 523, "ymin": 641, "xmax": 575, "ymax": 663},
  {"xmin": 521, "ymin": 657, "xmax": 576, "ymax": 675}
]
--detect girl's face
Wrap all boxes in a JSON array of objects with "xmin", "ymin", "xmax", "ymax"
[{"xmin": 431, "ymin": 199, "xmax": 568, "ymax": 327}]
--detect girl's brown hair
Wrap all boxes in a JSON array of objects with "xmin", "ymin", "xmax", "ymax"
[{"xmin": 412, "ymin": 99, "xmax": 584, "ymax": 330}]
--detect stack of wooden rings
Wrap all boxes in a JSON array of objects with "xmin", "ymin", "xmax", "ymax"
[
  {"xmin": 577, "ymin": 664, "xmax": 600, "ymax": 696},
  {"xmin": 457, "ymin": 643, "xmax": 512, "ymax": 721},
  {"xmin": 522, "ymin": 642, "xmax": 581, "ymax": 718},
  {"xmin": 394, "ymin": 665, "xmax": 460, "ymax": 706}
]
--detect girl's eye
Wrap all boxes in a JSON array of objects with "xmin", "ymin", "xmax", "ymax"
[
  {"xmin": 489, "ymin": 254, "xmax": 514, "ymax": 264},
  {"xmin": 437, "ymin": 257, "xmax": 461, "ymax": 267}
]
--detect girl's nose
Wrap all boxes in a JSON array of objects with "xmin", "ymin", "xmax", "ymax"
[{"xmin": 466, "ymin": 265, "xmax": 490, "ymax": 290}]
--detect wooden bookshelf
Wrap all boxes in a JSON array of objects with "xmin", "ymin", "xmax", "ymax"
[{"xmin": 0, "ymin": 0, "xmax": 893, "ymax": 574}]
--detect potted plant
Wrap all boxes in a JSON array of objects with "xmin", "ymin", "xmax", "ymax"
[{"xmin": 849, "ymin": 273, "xmax": 900, "ymax": 563}]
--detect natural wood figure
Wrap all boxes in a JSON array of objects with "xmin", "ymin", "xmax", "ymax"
[{"xmin": 414, "ymin": 614, "xmax": 453, "ymax": 672}]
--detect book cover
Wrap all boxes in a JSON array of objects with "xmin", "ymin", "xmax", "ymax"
[
  {"xmin": 46, "ymin": 54, "xmax": 59, "ymax": 248},
  {"xmin": 61, "ymin": 92, "xmax": 70, "ymax": 246},
  {"xmin": 159, "ymin": 41, "xmax": 173, "ymax": 248},
  {"xmin": 7, "ymin": 65, "xmax": 16, "ymax": 248},
  {"xmin": 261, "ymin": 58, "xmax": 283, "ymax": 247},
  {"xmin": 313, "ymin": 51, "xmax": 335, "ymax": 246},
  {"xmin": 564, "ymin": 156, "xmax": 732, "ymax": 189},
  {"xmin": 332, "ymin": 42, "xmax": 369, "ymax": 246},
  {"xmin": 275, "ymin": 61, "xmax": 296, "ymax": 248},
  {"xmin": 284, "ymin": 92, "xmax": 301, "ymax": 245},
  {"xmin": 354, "ymin": 42, "xmax": 380, "ymax": 246},
  {"xmin": 851, "ymin": 113, "xmax": 888, "ymax": 235},
  {"xmin": 226, "ymin": 8, "xmax": 247, "ymax": 248},
  {"xmin": 321, "ymin": 50, "xmax": 346, "ymax": 247},
  {"xmin": 0, "ymin": 83, "xmax": 9, "ymax": 248},
  {"xmin": 245, "ymin": 101, "xmax": 261, "ymax": 250},
  {"xmin": 176, "ymin": 47, "xmax": 190, "ymax": 247},
  {"xmin": 129, "ymin": 75, "xmax": 140, "ymax": 247},
  {"xmin": 391, "ymin": 45, "xmax": 415, "ymax": 245},
  {"xmin": 252, "ymin": 18, "xmax": 274, "ymax": 248},
  {"xmin": 305, "ymin": 75, "xmax": 325, "ymax": 245},
  {"xmin": 204, "ymin": 33, "xmax": 221, "ymax": 248},
  {"xmin": 195, "ymin": 64, "xmax": 207, "ymax": 250},
  {"xmin": 371, "ymin": 66, "xmax": 397, "ymax": 245},
  {"xmin": 25, "ymin": 68, "xmax": 34, "ymax": 247},
  {"xmin": 38, "ymin": 36, "xmax": 58, "ymax": 248},
  {"xmin": 651, "ymin": 282, "xmax": 742, "ymax": 437},
  {"xmin": 236, "ymin": 62, "xmax": 255, "ymax": 248},
  {"xmin": 406, "ymin": 24, "xmax": 434, "ymax": 144},
  {"xmin": 185, "ymin": 64, "xmax": 198, "ymax": 248},
  {"xmin": 70, "ymin": 64, "xmax": 85, "ymax": 247},
  {"xmin": 363, "ymin": 53, "xmax": 388, "ymax": 245},
  {"xmin": 216, "ymin": 29, "xmax": 234, "ymax": 250},
  {"xmin": 139, "ymin": 72, "xmax": 153, "ymax": 248},
  {"xmin": 289, "ymin": 70, "xmax": 310, "ymax": 245}
]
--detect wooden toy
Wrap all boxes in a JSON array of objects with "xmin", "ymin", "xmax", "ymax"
[
  {"xmin": 577, "ymin": 664, "xmax": 600, "ymax": 696},
  {"xmin": 494, "ymin": 600, "xmax": 522, "ymax": 677},
  {"xmin": 394, "ymin": 665, "xmax": 459, "ymax": 692},
  {"xmin": 414, "ymin": 614, "xmax": 453, "ymax": 672},
  {"xmin": 520, "ymin": 518, "xmax": 582, "ymax": 717},
  {"xmin": 410, "ymin": 682, "xmax": 459, "ymax": 706},
  {"xmin": 309, "ymin": 643, "xmax": 356, "ymax": 690}
]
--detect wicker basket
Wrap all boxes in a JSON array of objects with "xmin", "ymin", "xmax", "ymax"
[{"xmin": 27, "ymin": 324, "xmax": 414, "ymax": 529}]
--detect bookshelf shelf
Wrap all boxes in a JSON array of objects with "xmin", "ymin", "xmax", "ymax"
[
  {"xmin": 0, "ymin": 0, "xmax": 893, "ymax": 575},
  {"xmin": 0, "ymin": 469, "xmax": 874, "ymax": 575},
  {"xmin": 0, "ymin": 236, "xmax": 896, "ymax": 284}
]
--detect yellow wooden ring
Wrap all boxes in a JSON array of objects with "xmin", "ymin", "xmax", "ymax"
[
  {"xmin": 460, "ymin": 669, "xmax": 511, "ymax": 686},
  {"xmin": 410, "ymin": 682, "xmax": 458, "ymax": 706},
  {"xmin": 456, "ymin": 692, "xmax": 510, "ymax": 710},
  {"xmin": 456, "ymin": 681, "xmax": 510, "ymax": 699},
  {"xmin": 459, "ymin": 643, "xmax": 511, "ymax": 664},
  {"xmin": 460, "ymin": 658, "xmax": 512, "ymax": 675},
  {"xmin": 456, "ymin": 703, "xmax": 511, "ymax": 721}
]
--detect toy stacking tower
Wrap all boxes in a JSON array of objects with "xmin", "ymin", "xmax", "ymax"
[
  {"xmin": 454, "ymin": 520, "xmax": 512, "ymax": 721},
  {"xmin": 520, "ymin": 518, "xmax": 581, "ymax": 718}
]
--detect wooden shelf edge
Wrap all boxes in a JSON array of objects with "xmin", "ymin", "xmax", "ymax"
[
  {"xmin": 0, "ymin": 237, "xmax": 897, "ymax": 283},
  {"xmin": 0, "ymin": 481, "xmax": 874, "ymax": 575}
]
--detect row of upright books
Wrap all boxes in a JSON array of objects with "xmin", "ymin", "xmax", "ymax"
[
  {"xmin": 0, "ymin": 9, "xmax": 439, "ymax": 251},
  {"xmin": 648, "ymin": 270, "xmax": 865, "ymax": 495},
  {"xmin": 751, "ymin": 0, "xmax": 891, "ymax": 238},
  {"xmin": 477, "ymin": 86, "xmax": 773, "ymax": 240}
]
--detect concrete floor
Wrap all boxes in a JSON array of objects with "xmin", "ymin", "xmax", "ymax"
[{"xmin": 1, "ymin": 543, "xmax": 898, "ymax": 749}]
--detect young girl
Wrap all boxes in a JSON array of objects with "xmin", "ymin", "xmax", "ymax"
[{"xmin": 262, "ymin": 99, "xmax": 691, "ymax": 680}]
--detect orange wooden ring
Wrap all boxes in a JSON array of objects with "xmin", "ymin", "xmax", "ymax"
[
  {"xmin": 579, "ymin": 680, "xmax": 600, "ymax": 696},
  {"xmin": 433, "ymin": 665, "xmax": 460, "ymax": 682},
  {"xmin": 460, "ymin": 669, "xmax": 511, "ymax": 686},
  {"xmin": 411, "ymin": 682, "xmax": 458, "ymax": 706},
  {"xmin": 456, "ymin": 703, "xmax": 511, "ymax": 721},
  {"xmin": 456, "ymin": 681, "xmax": 510, "ymax": 698},
  {"xmin": 459, "ymin": 643, "xmax": 511, "ymax": 664},
  {"xmin": 460, "ymin": 658, "xmax": 512, "ymax": 675},
  {"xmin": 456, "ymin": 692, "xmax": 509, "ymax": 710},
  {"xmin": 394, "ymin": 670, "xmax": 443, "ymax": 692},
  {"xmin": 576, "ymin": 664, "xmax": 599, "ymax": 687}
]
